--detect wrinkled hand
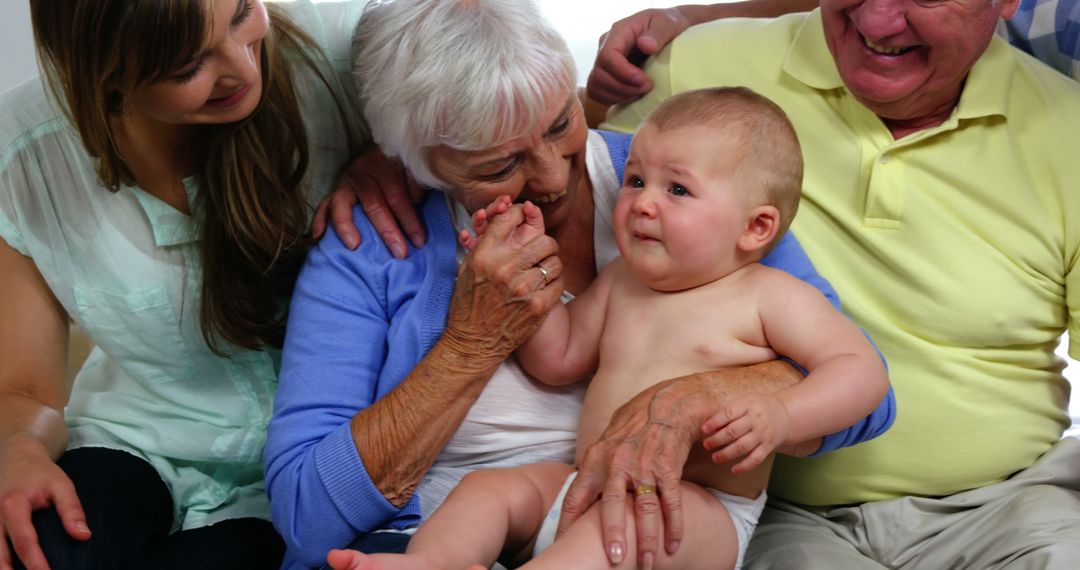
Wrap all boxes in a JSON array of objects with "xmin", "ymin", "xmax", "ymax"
[
  {"xmin": 312, "ymin": 146, "xmax": 427, "ymax": 257},
  {"xmin": 459, "ymin": 197, "xmax": 545, "ymax": 252},
  {"xmin": 556, "ymin": 378, "xmax": 706, "ymax": 568},
  {"xmin": 587, "ymin": 8, "xmax": 691, "ymax": 106},
  {"xmin": 0, "ymin": 437, "xmax": 90, "ymax": 570},
  {"xmin": 443, "ymin": 204, "xmax": 563, "ymax": 366},
  {"xmin": 702, "ymin": 393, "xmax": 792, "ymax": 474}
]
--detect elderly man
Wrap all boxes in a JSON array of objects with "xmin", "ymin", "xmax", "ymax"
[{"xmin": 590, "ymin": 0, "xmax": 1080, "ymax": 567}]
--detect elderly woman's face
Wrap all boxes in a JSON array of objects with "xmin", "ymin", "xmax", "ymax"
[{"xmin": 427, "ymin": 87, "xmax": 588, "ymax": 232}]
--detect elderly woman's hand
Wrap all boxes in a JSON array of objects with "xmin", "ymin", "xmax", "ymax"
[
  {"xmin": 556, "ymin": 375, "xmax": 707, "ymax": 567},
  {"xmin": 555, "ymin": 360, "xmax": 805, "ymax": 566},
  {"xmin": 443, "ymin": 204, "xmax": 564, "ymax": 366}
]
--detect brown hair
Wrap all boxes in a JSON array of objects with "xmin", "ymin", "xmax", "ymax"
[
  {"xmin": 31, "ymin": 0, "xmax": 360, "ymax": 353},
  {"xmin": 645, "ymin": 87, "xmax": 803, "ymax": 245}
]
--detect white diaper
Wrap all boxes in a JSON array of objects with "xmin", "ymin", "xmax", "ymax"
[{"xmin": 532, "ymin": 472, "xmax": 766, "ymax": 570}]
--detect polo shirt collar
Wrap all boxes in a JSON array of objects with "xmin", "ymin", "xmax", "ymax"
[{"xmin": 782, "ymin": 9, "xmax": 1014, "ymax": 122}]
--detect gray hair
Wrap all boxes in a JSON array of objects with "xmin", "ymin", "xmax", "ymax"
[{"xmin": 352, "ymin": 0, "xmax": 577, "ymax": 189}]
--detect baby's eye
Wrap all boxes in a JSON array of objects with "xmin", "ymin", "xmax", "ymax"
[
  {"xmin": 669, "ymin": 184, "xmax": 689, "ymax": 197},
  {"xmin": 626, "ymin": 175, "xmax": 644, "ymax": 188}
]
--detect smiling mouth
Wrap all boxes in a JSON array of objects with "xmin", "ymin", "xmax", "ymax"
[
  {"xmin": 523, "ymin": 188, "xmax": 568, "ymax": 205},
  {"xmin": 863, "ymin": 36, "xmax": 916, "ymax": 56},
  {"xmin": 205, "ymin": 85, "xmax": 251, "ymax": 108}
]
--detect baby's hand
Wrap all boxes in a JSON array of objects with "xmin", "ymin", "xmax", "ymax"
[
  {"xmin": 458, "ymin": 196, "xmax": 546, "ymax": 251},
  {"xmin": 701, "ymin": 393, "xmax": 792, "ymax": 475}
]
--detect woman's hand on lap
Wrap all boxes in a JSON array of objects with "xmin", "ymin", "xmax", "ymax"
[{"xmin": 0, "ymin": 435, "xmax": 89, "ymax": 570}]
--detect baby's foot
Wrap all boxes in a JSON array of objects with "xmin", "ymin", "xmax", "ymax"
[{"xmin": 326, "ymin": 549, "xmax": 447, "ymax": 570}]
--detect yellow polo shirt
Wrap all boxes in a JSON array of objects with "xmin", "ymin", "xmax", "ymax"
[{"xmin": 605, "ymin": 10, "xmax": 1080, "ymax": 506}]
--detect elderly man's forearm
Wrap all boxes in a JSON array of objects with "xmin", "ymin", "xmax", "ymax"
[
  {"xmin": 683, "ymin": 0, "xmax": 819, "ymax": 23},
  {"xmin": 350, "ymin": 339, "xmax": 499, "ymax": 507}
]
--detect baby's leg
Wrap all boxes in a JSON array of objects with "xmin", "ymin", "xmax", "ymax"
[
  {"xmin": 525, "ymin": 480, "xmax": 740, "ymax": 570},
  {"xmin": 335, "ymin": 462, "xmax": 573, "ymax": 570}
]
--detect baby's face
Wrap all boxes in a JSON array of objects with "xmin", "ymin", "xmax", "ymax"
[{"xmin": 614, "ymin": 123, "xmax": 754, "ymax": 291}]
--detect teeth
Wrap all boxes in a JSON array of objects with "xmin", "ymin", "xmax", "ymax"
[
  {"xmin": 865, "ymin": 38, "xmax": 908, "ymax": 55},
  {"xmin": 533, "ymin": 189, "xmax": 568, "ymax": 204}
]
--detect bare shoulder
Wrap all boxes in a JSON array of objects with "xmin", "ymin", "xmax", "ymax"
[{"xmin": 742, "ymin": 263, "xmax": 820, "ymax": 294}]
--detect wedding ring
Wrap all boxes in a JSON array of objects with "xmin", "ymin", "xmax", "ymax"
[
  {"xmin": 634, "ymin": 483, "xmax": 657, "ymax": 496},
  {"xmin": 538, "ymin": 265, "xmax": 550, "ymax": 281}
]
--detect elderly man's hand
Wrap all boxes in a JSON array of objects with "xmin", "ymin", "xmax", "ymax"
[
  {"xmin": 312, "ymin": 146, "xmax": 427, "ymax": 258},
  {"xmin": 587, "ymin": 8, "xmax": 692, "ymax": 106},
  {"xmin": 443, "ymin": 205, "xmax": 564, "ymax": 366}
]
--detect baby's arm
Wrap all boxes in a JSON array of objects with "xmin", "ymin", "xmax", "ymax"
[
  {"xmin": 702, "ymin": 272, "xmax": 889, "ymax": 473},
  {"xmin": 515, "ymin": 259, "xmax": 623, "ymax": 386}
]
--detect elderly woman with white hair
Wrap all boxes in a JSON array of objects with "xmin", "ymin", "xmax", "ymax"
[{"xmin": 265, "ymin": 0, "xmax": 894, "ymax": 568}]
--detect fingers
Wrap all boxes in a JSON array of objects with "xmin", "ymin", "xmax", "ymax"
[
  {"xmin": 458, "ymin": 230, "xmax": 478, "ymax": 251},
  {"xmin": 353, "ymin": 177, "xmax": 405, "ymax": 257},
  {"xmin": 382, "ymin": 171, "xmax": 427, "ymax": 250},
  {"xmin": 599, "ymin": 474, "xmax": 629, "ymax": 565},
  {"xmin": 555, "ymin": 469, "xmax": 600, "ymax": 541},
  {"xmin": 329, "ymin": 188, "xmax": 362, "ymax": 252},
  {"xmin": 2, "ymin": 496, "xmax": 48, "ymax": 570},
  {"xmin": 311, "ymin": 195, "xmax": 332, "ymax": 240},
  {"xmin": 588, "ymin": 49, "xmax": 651, "ymax": 106},
  {"xmin": 657, "ymin": 475, "xmax": 684, "ymax": 555},
  {"xmin": 731, "ymin": 444, "xmax": 771, "ymax": 475},
  {"xmin": 521, "ymin": 201, "xmax": 545, "ymax": 236},
  {"xmin": 344, "ymin": 147, "xmax": 428, "ymax": 258},
  {"xmin": 633, "ymin": 482, "xmax": 661, "ymax": 569},
  {"xmin": 50, "ymin": 482, "xmax": 89, "ymax": 542},
  {"xmin": 637, "ymin": 8, "xmax": 687, "ymax": 56}
]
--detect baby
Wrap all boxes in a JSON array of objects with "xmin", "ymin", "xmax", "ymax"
[{"xmin": 331, "ymin": 87, "xmax": 889, "ymax": 570}]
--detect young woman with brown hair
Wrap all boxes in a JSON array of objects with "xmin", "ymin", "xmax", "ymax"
[{"xmin": 0, "ymin": 1, "xmax": 365, "ymax": 568}]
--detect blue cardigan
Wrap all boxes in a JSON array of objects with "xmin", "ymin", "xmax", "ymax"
[{"xmin": 266, "ymin": 131, "xmax": 896, "ymax": 568}]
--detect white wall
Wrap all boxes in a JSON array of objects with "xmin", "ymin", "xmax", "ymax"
[
  {"xmin": 0, "ymin": 1, "xmax": 37, "ymax": 95},
  {"xmin": 0, "ymin": 0, "xmax": 1077, "ymax": 429}
]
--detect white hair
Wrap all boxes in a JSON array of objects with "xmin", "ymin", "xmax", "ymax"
[{"xmin": 352, "ymin": 0, "xmax": 577, "ymax": 189}]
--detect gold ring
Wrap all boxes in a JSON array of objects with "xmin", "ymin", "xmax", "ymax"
[
  {"xmin": 634, "ymin": 483, "xmax": 657, "ymax": 496},
  {"xmin": 538, "ymin": 265, "xmax": 550, "ymax": 281}
]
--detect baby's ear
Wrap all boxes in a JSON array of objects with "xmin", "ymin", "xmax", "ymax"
[{"xmin": 737, "ymin": 205, "xmax": 781, "ymax": 253}]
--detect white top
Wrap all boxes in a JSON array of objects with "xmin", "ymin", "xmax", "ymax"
[
  {"xmin": 420, "ymin": 130, "xmax": 620, "ymax": 518},
  {"xmin": 0, "ymin": 0, "xmax": 365, "ymax": 530}
]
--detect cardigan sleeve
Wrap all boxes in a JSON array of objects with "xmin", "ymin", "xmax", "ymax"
[{"xmin": 265, "ymin": 205, "xmax": 422, "ymax": 568}]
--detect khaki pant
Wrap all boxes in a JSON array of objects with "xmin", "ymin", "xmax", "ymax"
[{"xmin": 746, "ymin": 437, "xmax": 1080, "ymax": 569}]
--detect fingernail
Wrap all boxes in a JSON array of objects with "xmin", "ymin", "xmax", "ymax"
[
  {"xmin": 609, "ymin": 542, "xmax": 624, "ymax": 564},
  {"xmin": 668, "ymin": 540, "xmax": 679, "ymax": 554},
  {"xmin": 390, "ymin": 243, "xmax": 407, "ymax": 258},
  {"xmin": 411, "ymin": 233, "xmax": 426, "ymax": 247},
  {"xmin": 346, "ymin": 236, "xmax": 360, "ymax": 250},
  {"xmin": 76, "ymin": 521, "xmax": 91, "ymax": 534},
  {"xmin": 642, "ymin": 552, "xmax": 654, "ymax": 570}
]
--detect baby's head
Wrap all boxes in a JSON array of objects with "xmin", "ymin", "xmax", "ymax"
[{"xmin": 615, "ymin": 87, "xmax": 803, "ymax": 291}]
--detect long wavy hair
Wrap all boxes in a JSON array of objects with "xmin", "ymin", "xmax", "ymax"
[{"xmin": 31, "ymin": 0, "xmax": 358, "ymax": 353}]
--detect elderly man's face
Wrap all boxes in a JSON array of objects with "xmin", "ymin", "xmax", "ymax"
[
  {"xmin": 427, "ymin": 87, "xmax": 588, "ymax": 232},
  {"xmin": 821, "ymin": 0, "xmax": 1020, "ymax": 124}
]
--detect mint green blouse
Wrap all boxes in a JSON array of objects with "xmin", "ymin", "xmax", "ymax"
[{"xmin": 0, "ymin": 0, "xmax": 366, "ymax": 531}]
